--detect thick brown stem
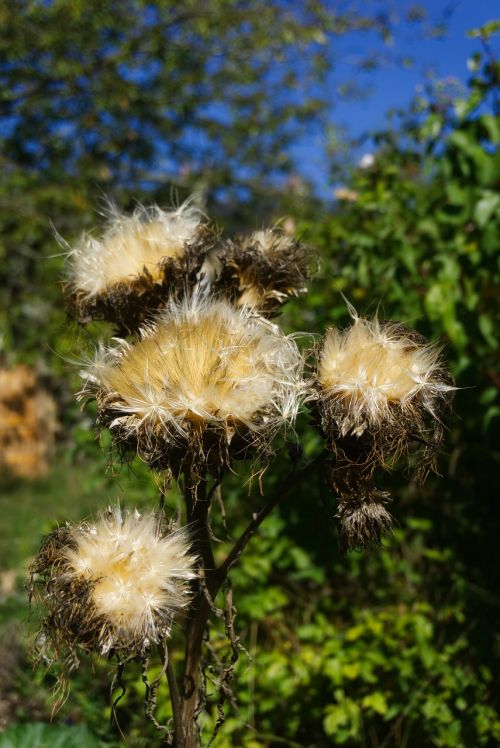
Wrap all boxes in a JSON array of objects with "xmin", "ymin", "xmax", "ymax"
[
  {"xmin": 179, "ymin": 599, "xmax": 210, "ymax": 748},
  {"xmin": 170, "ymin": 455, "xmax": 324, "ymax": 746},
  {"xmin": 167, "ymin": 658, "xmax": 184, "ymax": 746},
  {"xmin": 178, "ymin": 468, "xmax": 216, "ymax": 748}
]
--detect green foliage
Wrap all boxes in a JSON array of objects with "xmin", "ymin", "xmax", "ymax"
[
  {"xmin": 295, "ymin": 37, "xmax": 500, "ymax": 513},
  {"xmin": 0, "ymin": 723, "xmax": 99, "ymax": 748},
  {"xmin": 196, "ymin": 513, "xmax": 500, "ymax": 747}
]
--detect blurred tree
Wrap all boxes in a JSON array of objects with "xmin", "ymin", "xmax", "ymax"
[
  {"xmin": 0, "ymin": 0, "xmax": 443, "ymax": 361},
  {"xmin": 1, "ymin": 0, "xmax": 442, "ymax": 198}
]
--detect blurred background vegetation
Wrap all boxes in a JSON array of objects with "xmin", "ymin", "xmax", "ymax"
[{"xmin": 0, "ymin": 2, "xmax": 499, "ymax": 746}]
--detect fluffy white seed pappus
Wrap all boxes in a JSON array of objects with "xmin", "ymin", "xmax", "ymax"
[
  {"xmin": 30, "ymin": 506, "xmax": 197, "ymax": 659},
  {"xmin": 79, "ymin": 295, "xmax": 303, "ymax": 471},
  {"xmin": 318, "ymin": 315, "xmax": 453, "ymax": 439},
  {"xmin": 67, "ymin": 200, "xmax": 203, "ymax": 298}
]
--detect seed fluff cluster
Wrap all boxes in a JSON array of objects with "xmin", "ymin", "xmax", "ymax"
[
  {"xmin": 318, "ymin": 315, "xmax": 452, "ymax": 442},
  {"xmin": 66, "ymin": 200, "xmax": 217, "ymax": 331},
  {"xmin": 79, "ymin": 295, "xmax": 302, "ymax": 474},
  {"xmin": 30, "ymin": 506, "xmax": 197, "ymax": 665},
  {"xmin": 315, "ymin": 312, "xmax": 454, "ymax": 548},
  {"xmin": 61, "ymin": 195, "xmax": 453, "ymax": 558}
]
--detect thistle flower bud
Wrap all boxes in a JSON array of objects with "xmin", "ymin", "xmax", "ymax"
[
  {"xmin": 79, "ymin": 296, "xmax": 302, "ymax": 474},
  {"xmin": 29, "ymin": 507, "xmax": 197, "ymax": 665},
  {"xmin": 223, "ymin": 229, "xmax": 313, "ymax": 315},
  {"xmin": 66, "ymin": 200, "xmax": 217, "ymax": 331}
]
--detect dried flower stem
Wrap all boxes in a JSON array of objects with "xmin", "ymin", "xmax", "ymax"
[
  {"xmin": 178, "ymin": 469, "xmax": 215, "ymax": 748},
  {"xmin": 166, "ymin": 657, "xmax": 184, "ymax": 746},
  {"xmin": 165, "ymin": 454, "xmax": 325, "ymax": 747}
]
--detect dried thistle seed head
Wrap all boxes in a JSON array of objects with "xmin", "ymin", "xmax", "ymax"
[
  {"xmin": 30, "ymin": 507, "xmax": 197, "ymax": 663},
  {"xmin": 337, "ymin": 493, "xmax": 394, "ymax": 551},
  {"xmin": 317, "ymin": 316, "xmax": 453, "ymax": 439},
  {"xmin": 79, "ymin": 296, "xmax": 302, "ymax": 472},
  {"xmin": 226, "ymin": 228, "xmax": 313, "ymax": 315},
  {"xmin": 329, "ymin": 461, "xmax": 394, "ymax": 550},
  {"xmin": 65, "ymin": 199, "xmax": 215, "ymax": 329},
  {"xmin": 69, "ymin": 201, "xmax": 202, "ymax": 295}
]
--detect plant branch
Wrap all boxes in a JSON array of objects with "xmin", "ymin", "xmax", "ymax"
[
  {"xmin": 166, "ymin": 657, "xmax": 184, "ymax": 746},
  {"xmin": 172, "ymin": 454, "xmax": 324, "ymax": 745},
  {"xmin": 212, "ymin": 454, "xmax": 325, "ymax": 594}
]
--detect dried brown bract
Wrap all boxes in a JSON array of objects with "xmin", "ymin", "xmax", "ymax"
[
  {"xmin": 221, "ymin": 228, "xmax": 313, "ymax": 315},
  {"xmin": 338, "ymin": 496, "xmax": 393, "ymax": 551},
  {"xmin": 29, "ymin": 507, "xmax": 197, "ymax": 670},
  {"xmin": 329, "ymin": 460, "xmax": 393, "ymax": 550},
  {"xmin": 78, "ymin": 296, "xmax": 302, "ymax": 476}
]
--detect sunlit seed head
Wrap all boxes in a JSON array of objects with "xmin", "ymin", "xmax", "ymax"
[
  {"xmin": 318, "ymin": 316, "xmax": 453, "ymax": 437},
  {"xmin": 80, "ymin": 296, "xmax": 302, "ymax": 446},
  {"xmin": 242, "ymin": 229, "xmax": 295, "ymax": 256},
  {"xmin": 33, "ymin": 507, "xmax": 197, "ymax": 657},
  {"xmin": 67, "ymin": 200, "xmax": 203, "ymax": 298}
]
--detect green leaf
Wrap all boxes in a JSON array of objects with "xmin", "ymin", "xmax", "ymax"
[
  {"xmin": 362, "ymin": 691, "xmax": 388, "ymax": 715},
  {"xmin": 474, "ymin": 192, "xmax": 500, "ymax": 228},
  {"xmin": 0, "ymin": 724, "xmax": 99, "ymax": 748},
  {"xmin": 478, "ymin": 313, "xmax": 498, "ymax": 349}
]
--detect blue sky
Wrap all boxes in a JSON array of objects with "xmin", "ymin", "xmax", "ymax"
[{"xmin": 293, "ymin": 0, "xmax": 499, "ymax": 196}]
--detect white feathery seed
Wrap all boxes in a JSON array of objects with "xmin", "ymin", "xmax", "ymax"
[
  {"xmin": 80, "ymin": 296, "xmax": 303, "ymax": 440},
  {"xmin": 67, "ymin": 200, "xmax": 203, "ymax": 297},
  {"xmin": 318, "ymin": 316, "xmax": 453, "ymax": 437},
  {"xmin": 64, "ymin": 507, "xmax": 197, "ymax": 652},
  {"xmin": 245, "ymin": 229, "xmax": 291, "ymax": 254}
]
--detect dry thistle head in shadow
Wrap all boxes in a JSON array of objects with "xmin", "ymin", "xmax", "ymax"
[
  {"xmin": 313, "ymin": 312, "xmax": 455, "ymax": 548},
  {"xmin": 65, "ymin": 200, "xmax": 220, "ymax": 333},
  {"xmin": 78, "ymin": 295, "xmax": 303, "ymax": 477},
  {"xmin": 220, "ymin": 228, "xmax": 314, "ymax": 316},
  {"xmin": 29, "ymin": 506, "xmax": 197, "ymax": 673}
]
